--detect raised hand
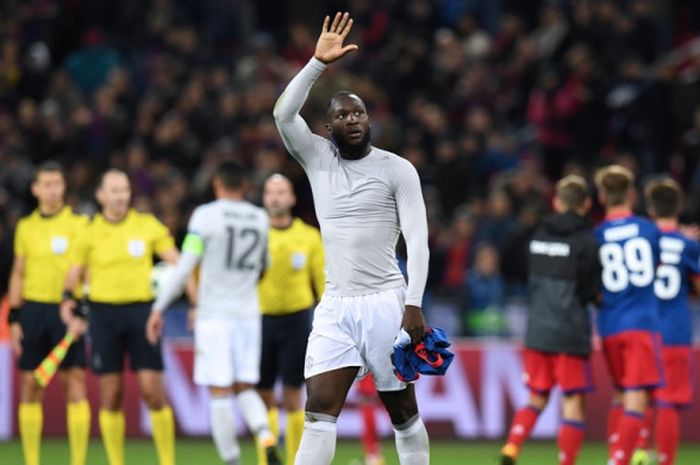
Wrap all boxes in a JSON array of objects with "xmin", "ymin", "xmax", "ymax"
[{"xmin": 314, "ymin": 12, "xmax": 358, "ymax": 64}]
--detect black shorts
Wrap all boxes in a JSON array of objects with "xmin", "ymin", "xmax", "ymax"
[
  {"xmin": 258, "ymin": 308, "xmax": 312, "ymax": 389},
  {"xmin": 89, "ymin": 301, "xmax": 163, "ymax": 374},
  {"xmin": 18, "ymin": 301, "xmax": 86, "ymax": 371}
]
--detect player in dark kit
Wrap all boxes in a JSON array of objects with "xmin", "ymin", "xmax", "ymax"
[
  {"xmin": 631, "ymin": 178, "xmax": 700, "ymax": 465},
  {"xmin": 594, "ymin": 165, "xmax": 664, "ymax": 465},
  {"xmin": 500, "ymin": 175, "xmax": 601, "ymax": 465}
]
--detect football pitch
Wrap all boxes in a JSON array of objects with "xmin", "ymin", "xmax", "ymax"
[{"xmin": 1, "ymin": 439, "xmax": 699, "ymax": 465}]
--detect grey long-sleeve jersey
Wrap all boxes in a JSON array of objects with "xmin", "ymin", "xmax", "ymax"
[{"xmin": 273, "ymin": 58, "xmax": 429, "ymax": 307}]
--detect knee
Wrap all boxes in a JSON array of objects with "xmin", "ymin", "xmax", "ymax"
[
  {"xmin": 65, "ymin": 371, "xmax": 87, "ymax": 403},
  {"xmin": 100, "ymin": 383, "xmax": 124, "ymax": 411},
  {"xmin": 101, "ymin": 389, "xmax": 123, "ymax": 411},
  {"xmin": 305, "ymin": 392, "xmax": 344, "ymax": 417},
  {"xmin": 528, "ymin": 392, "xmax": 549, "ymax": 410},
  {"xmin": 387, "ymin": 405, "xmax": 418, "ymax": 426},
  {"xmin": 282, "ymin": 388, "xmax": 303, "ymax": 411},
  {"xmin": 140, "ymin": 386, "xmax": 166, "ymax": 410}
]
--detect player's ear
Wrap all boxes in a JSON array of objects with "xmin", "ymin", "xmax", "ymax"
[
  {"xmin": 553, "ymin": 196, "xmax": 564, "ymax": 214},
  {"xmin": 325, "ymin": 123, "xmax": 332, "ymax": 133},
  {"xmin": 583, "ymin": 197, "xmax": 592, "ymax": 214},
  {"xmin": 95, "ymin": 186, "xmax": 104, "ymax": 205}
]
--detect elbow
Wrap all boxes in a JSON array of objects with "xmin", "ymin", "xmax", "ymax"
[{"xmin": 272, "ymin": 98, "xmax": 286, "ymax": 122}]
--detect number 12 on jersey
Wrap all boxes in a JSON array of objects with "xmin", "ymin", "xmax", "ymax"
[{"xmin": 225, "ymin": 226, "xmax": 262, "ymax": 270}]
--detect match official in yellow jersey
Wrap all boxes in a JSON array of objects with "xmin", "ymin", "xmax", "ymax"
[
  {"xmin": 8, "ymin": 161, "xmax": 90, "ymax": 465},
  {"xmin": 61, "ymin": 169, "xmax": 178, "ymax": 465},
  {"xmin": 256, "ymin": 174, "xmax": 324, "ymax": 465}
]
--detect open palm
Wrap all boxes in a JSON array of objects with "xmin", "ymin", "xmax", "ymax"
[{"xmin": 315, "ymin": 12, "xmax": 358, "ymax": 64}]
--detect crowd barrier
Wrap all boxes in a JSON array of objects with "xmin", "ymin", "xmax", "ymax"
[{"xmin": 1, "ymin": 341, "xmax": 698, "ymax": 441}]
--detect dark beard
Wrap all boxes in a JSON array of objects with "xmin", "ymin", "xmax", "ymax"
[{"xmin": 333, "ymin": 126, "xmax": 371, "ymax": 160}]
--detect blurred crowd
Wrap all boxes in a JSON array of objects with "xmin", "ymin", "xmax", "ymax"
[{"xmin": 2, "ymin": 0, "xmax": 700, "ymax": 336}]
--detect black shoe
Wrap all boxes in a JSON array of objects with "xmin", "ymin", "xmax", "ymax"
[
  {"xmin": 265, "ymin": 445, "xmax": 282, "ymax": 465},
  {"xmin": 499, "ymin": 454, "xmax": 516, "ymax": 465}
]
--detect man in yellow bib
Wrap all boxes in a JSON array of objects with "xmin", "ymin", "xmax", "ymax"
[
  {"xmin": 61, "ymin": 169, "xmax": 179, "ymax": 465},
  {"xmin": 256, "ymin": 174, "xmax": 325, "ymax": 465},
  {"xmin": 8, "ymin": 161, "xmax": 90, "ymax": 465}
]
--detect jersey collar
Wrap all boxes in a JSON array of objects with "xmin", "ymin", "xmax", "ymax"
[
  {"xmin": 605, "ymin": 209, "xmax": 632, "ymax": 221},
  {"xmin": 35, "ymin": 205, "xmax": 67, "ymax": 220}
]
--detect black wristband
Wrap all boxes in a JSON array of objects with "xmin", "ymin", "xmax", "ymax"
[
  {"xmin": 7, "ymin": 307, "xmax": 21, "ymax": 324},
  {"xmin": 63, "ymin": 290, "xmax": 76, "ymax": 301}
]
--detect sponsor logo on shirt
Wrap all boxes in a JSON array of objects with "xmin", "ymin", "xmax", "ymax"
[{"xmin": 529, "ymin": 240, "xmax": 570, "ymax": 257}]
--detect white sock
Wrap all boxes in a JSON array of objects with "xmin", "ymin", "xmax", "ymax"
[
  {"xmin": 394, "ymin": 415, "xmax": 430, "ymax": 465},
  {"xmin": 209, "ymin": 396, "xmax": 241, "ymax": 462},
  {"xmin": 294, "ymin": 412, "xmax": 337, "ymax": 465},
  {"xmin": 234, "ymin": 389, "xmax": 273, "ymax": 441}
]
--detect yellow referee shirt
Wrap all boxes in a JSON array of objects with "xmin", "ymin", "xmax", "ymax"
[
  {"xmin": 72, "ymin": 209, "xmax": 175, "ymax": 304},
  {"xmin": 14, "ymin": 207, "xmax": 88, "ymax": 304},
  {"xmin": 258, "ymin": 218, "xmax": 325, "ymax": 315}
]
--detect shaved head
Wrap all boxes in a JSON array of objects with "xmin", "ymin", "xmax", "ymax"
[{"xmin": 326, "ymin": 91, "xmax": 366, "ymax": 121}]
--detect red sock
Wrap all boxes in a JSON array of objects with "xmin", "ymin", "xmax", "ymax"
[
  {"xmin": 609, "ymin": 411, "xmax": 645, "ymax": 465},
  {"xmin": 607, "ymin": 403, "xmax": 623, "ymax": 455},
  {"xmin": 655, "ymin": 406, "xmax": 680, "ymax": 465},
  {"xmin": 635, "ymin": 407, "xmax": 654, "ymax": 450},
  {"xmin": 505, "ymin": 405, "xmax": 541, "ymax": 452},
  {"xmin": 361, "ymin": 403, "xmax": 381, "ymax": 457},
  {"xmin": 558, "ymin": 420, "xmax": 585, "ymax": 465}
]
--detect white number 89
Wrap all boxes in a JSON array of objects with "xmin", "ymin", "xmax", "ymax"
[{"xmin": 600, "ymin": 238, "xmax": 654, "ymax": 292}]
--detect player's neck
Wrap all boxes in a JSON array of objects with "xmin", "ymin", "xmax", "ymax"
[
  {"xmin": 270, "ymin": 214, "xmax": 293, "ymax": 229},
  {"xmin": 656, "ymin": 218, "xmax": 678, "ymax": 231},
  {"xmin": 103, "ymin": 209, "xmax": 128, "ymax": 223},
  {"xmin": 38, "ymin": 203, "xmax": 63, "ymax": 217},
  {"xmin": 605, "ymin": 205, "xmax": 632, "ymax": 219},
  {"xmin": 338, "ymin": 142, "xmax": 371, "ymax": 160},
  {"xmin": 218, "ymin": 191, "xmax": 244, "ymax": 202}
]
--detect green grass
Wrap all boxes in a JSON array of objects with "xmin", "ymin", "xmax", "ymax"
[{"xmin": 0, "ymin": 438, "xmax": 699, "ymax": 465}]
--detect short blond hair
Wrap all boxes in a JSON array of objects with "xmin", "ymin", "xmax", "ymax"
[
  {"xmin": 556, "ymin": 175, "xmax": 589, "ymax": 211},
  {"xmin": 595, "ymin": 165, "xmax": 634, "ymax": 207}
]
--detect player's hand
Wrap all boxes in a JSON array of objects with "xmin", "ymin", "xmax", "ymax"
[
  {"xmin": 680, "ymin": 223, "xmax": 700, "ymax": 241},
  {"xmin": 10, "ymin": 323, "xmax": 23, "ymax": 357},
  {"xmin": 402, "ymin": 305, "xmax": 427, "ymax": 344},
  {"xmin": 59, "ymin": 298, "xmax": 77, "ymax": 324},
  {"xmin": 67, "ymin": 317, "xmax": 87, "ymax": 339},
  {"xmin": 146, "ymin": 311, "xmax": 164, "ymax": 345},
  {"xmin": 314, "ymin": 12, "xmax": 358, "ymax": 64},
  {"xmin": 187, "ymin": 307, "xmax": 197, "ymax": 332}
]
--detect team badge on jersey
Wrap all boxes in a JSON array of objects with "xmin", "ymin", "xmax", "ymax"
[
  {"xmin": 291, "ymin": 252, "xmax": 307, "ymax": 270},
  {"xmin": 128, "ymin": 239, "xmax": 146, "ymax": 257},
  {"xmin": 50, "ymin": 236, "xmax": 69, "ymax": 255}
]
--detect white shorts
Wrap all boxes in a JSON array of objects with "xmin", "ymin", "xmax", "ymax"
[
  {"xmin": 193, "ymin": 316, "xmax": 261, "ymax": 387},
  {"xmin": 304, "ymin": 286, "xmax": 407, "ymax": 392}
]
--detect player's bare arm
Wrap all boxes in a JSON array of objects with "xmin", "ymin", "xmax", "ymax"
[
  {"xmin": 148, "ymin": 249, "xmax": 200, "ymax": 345},
  {"xmin": 314, "ymin": 12, "xmax": 358, "ymax": 64},
  {"xmin": 8, "ymin": 256, "xmax": 25, "ymax": 356},
  {"xmin": 395, "ymin": 162, "xmax": 430, "ymax": 343}
]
